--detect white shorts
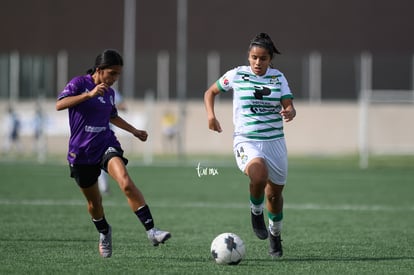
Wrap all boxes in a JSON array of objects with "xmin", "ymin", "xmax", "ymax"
[{"xmin": 233, "ymin": 137, "xmax": 288, "ymax": 185}]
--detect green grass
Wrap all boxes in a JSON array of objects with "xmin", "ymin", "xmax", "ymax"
[{"xmin": 0, "ymin": 155, "xmax": 413, "ymax": 274}]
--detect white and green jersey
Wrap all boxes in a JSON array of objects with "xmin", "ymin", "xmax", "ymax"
[{"xmin": 217, "ymin": 65, "xmax": 293, "ymax": 141}]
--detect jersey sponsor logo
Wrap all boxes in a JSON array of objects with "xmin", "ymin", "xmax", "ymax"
[
  {"xmin": 84, "ymin": 125, "xmax": 107, "ymax": 133},
  {"xmin": 250, "ymin": 104, "xmax": 280, "ymax": 114},
  {"xmin": 253, "ymin": 86, "xmax": 271, "ymax": 100}
]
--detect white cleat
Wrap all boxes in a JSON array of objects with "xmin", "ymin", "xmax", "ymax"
[
  {"xmin": 147, "ymin": 228, "xmax": 171, "ymax": 246},
  {"xmin": 99, "ymin": 226, "xmax": 112, "ymax": 258}
]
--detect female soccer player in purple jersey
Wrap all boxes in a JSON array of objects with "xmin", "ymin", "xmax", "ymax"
[
  {"xmin": 204, "ymin": 33, "xmax": 296, "ymax": 258},
  {"xmin": 56, "ymin": 49, "xmax": 170, "ymax": 258}
]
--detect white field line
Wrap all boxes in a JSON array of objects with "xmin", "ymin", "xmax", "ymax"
[{"xmin": 0, "ymin": 198, "xmax": 412, "ymax": 212}]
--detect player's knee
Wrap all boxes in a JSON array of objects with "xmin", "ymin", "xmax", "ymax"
[
  {"xmin": 250, "ymin": 177, "xmax": 267, "ymax": 190},
  {"xmin": 267, "ymin": 194, "xmax": 281, "ymax": 204},
  {"xmin": 266, "ymin": 183, "xmax": 282, "ymax": 199},
  {"xmin": 246, "ymin": 161, "xmax": 268, "ymax": 185},
  {"xmin": 118, "ymin": 178, "xmax": 136, "ymax": 195}
]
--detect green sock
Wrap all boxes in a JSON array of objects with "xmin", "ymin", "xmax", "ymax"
[
  {"xmin": 268, "ymin": 211, "xmax": 283, "ymax": 222},
  {"xmin": 249, "ymin": 194, "xmax": 264, "ymax": 206}
]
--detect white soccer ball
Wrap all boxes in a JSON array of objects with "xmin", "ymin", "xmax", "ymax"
[{"xmin": 210, "ymin": 232, "xmax": 246, "ymax": 265}]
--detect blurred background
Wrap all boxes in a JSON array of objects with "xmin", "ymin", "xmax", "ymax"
[{"xmin": 1, "ymin": 0, "xmax": 413, "ymax": 167}]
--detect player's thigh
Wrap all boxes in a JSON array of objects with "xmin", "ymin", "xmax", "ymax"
[
  {"xmin": 245, "ymin": 157, "xmax": 268, "ymax": 182},
  {"xmin": 107, "ymin": 156, "xmax": 129, "ymax": 182}
]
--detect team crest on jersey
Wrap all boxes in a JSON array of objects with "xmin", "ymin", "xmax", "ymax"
[
  {"xmin": 98, "ymin": 96, "xmax": 106, "ymax": 104},
  {"xmin": 223, "ymin": 77, "xmax": 229, "ymax": 86},
  {"xmin": 270, "ymin": 76, "xmax": 281, "ymax": 88},
  {"xmin": 269, "ymin": 76, "xmax": 279, "ymax": 84},
  {"xmin": 242, "ymin": 74, "xmax": 250, "ymax": 81}
]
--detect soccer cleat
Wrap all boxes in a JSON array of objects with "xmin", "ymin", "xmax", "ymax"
[
  {"xmin": 251, "ymin": 212, "xmax": 268, "ymax": 240},
  {"xmin": 147, "ymin": 228, "xmax": 171, "ymax": 246},
  {"xmin": 99, "ymin": 226, "xmax": 112, "ymax": 258},
  {"xmin": 269, "ymin": 233, "xmax": 283, "ymax": 258}
]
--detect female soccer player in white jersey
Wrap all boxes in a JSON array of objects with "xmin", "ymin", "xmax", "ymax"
[
  {"xmin": 204, "ymin": 33, "xmax": 296, "ymax": 258},
  {"xmin": 56, "ymin": 49, "xmax": 170, "ymax": 258}
]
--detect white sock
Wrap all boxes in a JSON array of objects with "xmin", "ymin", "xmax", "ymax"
[
  {"xmin": 250, "ymin": 202, "xmax": 264, "ymax": 215},
  {"xmin": 269, "ymin": 219, "xmax": 282, "ymax": 236}
]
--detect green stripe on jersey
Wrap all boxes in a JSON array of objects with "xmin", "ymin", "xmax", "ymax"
[
  {"xmin": 233, "ymin": 79, "xmax": 279, "ymax": 86},
  {"xmin": 239, "ymin": 96, "xmax": 281, "ymax": 101},
  {"xmin": 234, "ymin": 87, "xmax": 254, "ymax": 92},
  {"xmin": 247, "ymin": 127, "xmax": 283, "ymax": 134},
  {"xmin": 235, "ymin": 87, "xmax": 281, "ymax": 92},
  {"xmin": 235, "ymin": 71, "xmax": 282, "ymax": 79},
  {"xmin": 244, "ymin": 118, "xmax": 282, "ymax": 126},
  {"xmin": 236, "ymin": 71, "xmax": 255, "ymax": 77}
]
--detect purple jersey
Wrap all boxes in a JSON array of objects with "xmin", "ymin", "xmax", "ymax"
[{"xmin": 58, "ymin": 74, "xmax": 121, "ymax": 165}]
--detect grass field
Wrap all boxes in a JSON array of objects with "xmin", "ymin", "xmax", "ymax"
[{"xmin": 0, "ymin": 155, "xmax": 413, "ymax": 274}]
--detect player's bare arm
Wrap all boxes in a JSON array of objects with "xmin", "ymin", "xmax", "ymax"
[
  {"xmin": 110, "ymin": 116, "xmax": 148, "ymax": 142},
  {"xmin": 204, "ymin": 83, "xmax": 223, "ymax": 133}
]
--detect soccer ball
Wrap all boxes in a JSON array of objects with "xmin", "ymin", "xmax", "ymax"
[{"xmin": 210, "ymin": 232, "xmax": 246, "ymax": 265}]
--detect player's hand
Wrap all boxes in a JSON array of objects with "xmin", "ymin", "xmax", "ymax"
[
  {"xmin": 133, "ymin": 129, "xmax": 148, "ymax": 141},
  {"xmin": 208, "ymin": 118, "xmax": 222, "ymax": 133},
  {"xmin": 89, "ymin": 83, "xmax": 109, "ymax": 98},
  {"xmin": 280, "ymin": 107, "xmax": 296, "ymax": 122}
]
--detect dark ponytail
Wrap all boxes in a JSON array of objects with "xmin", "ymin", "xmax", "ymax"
[
  {"xmin": 249, "ymin": 33, "xmax": 281, "ymax": 59},
  {"xmin": 87, "ymin": 49, "xmax": 123, "ymax": 75}
]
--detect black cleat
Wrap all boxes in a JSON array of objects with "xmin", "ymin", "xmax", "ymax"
[
  {"xmin": 269, "ymin": 233, "xmax": 283, "ymax": 258},
  {"xmin": 251, "ymin": 212, "xmax": 268, "ymax": 240}
]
